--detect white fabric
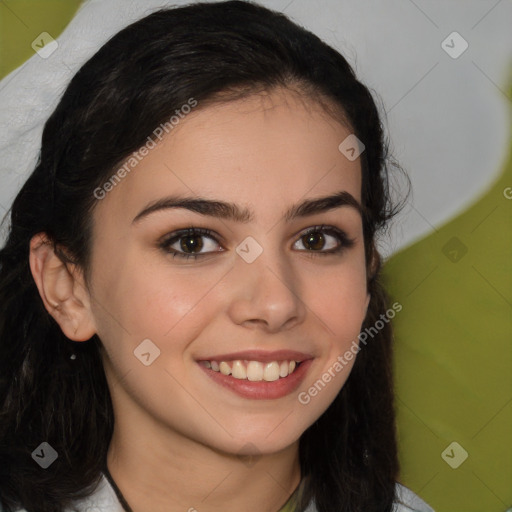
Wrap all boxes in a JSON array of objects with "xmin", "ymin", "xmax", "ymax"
[
  {"xmin": 64, "ymin": 474, "xmax": 435, "ymax": 511},
  {"xmin": 3, "ymin": 472, "xmax": 434, "ymax": 511}
]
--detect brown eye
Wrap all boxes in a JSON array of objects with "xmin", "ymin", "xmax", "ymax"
[
  {"xmin": 159, "ymin": 228, "xmax": 223, "ymax": 260},
  {"xmin": 302, "ymin": 231, "xmax": 326, "ymax": 251},
  {"xmin": 179, "ymin": 234, "xmax": 204, "ymax": 253},
  {"xmin": 293, "ymin": 225, "xmax": 355, "ymax": 256}
]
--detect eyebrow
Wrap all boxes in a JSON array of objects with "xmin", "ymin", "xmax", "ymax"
[{"xmin": 132, "ymin": 191, "xmax": 364, "ymax": 225}]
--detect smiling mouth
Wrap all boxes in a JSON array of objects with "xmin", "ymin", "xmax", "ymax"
[{"xmin": 198, "ymin": 359, "xmax": 301, "ymax": 382}]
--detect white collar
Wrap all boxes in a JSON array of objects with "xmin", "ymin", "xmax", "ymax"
[{"xmin": 65, "ymin": 473, "xmax": 434, "ymax": 512}]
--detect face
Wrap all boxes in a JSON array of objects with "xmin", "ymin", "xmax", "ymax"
[{"xmin": 86, "ymin": 87, "xmax": 370, "ymax": 456}]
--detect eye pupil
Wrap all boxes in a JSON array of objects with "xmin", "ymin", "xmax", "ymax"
[
  {"xmin": 181, "ymin": 235, "xmax": 203, "ymax": 253},
  {"xmin": 304, "ymin": 232, "xmax": 324, "ymax": 250}
]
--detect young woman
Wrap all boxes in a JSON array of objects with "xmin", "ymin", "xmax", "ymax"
[{"xmin": 0, "ymin": 1, "xmax": 434, "ymax": 511}]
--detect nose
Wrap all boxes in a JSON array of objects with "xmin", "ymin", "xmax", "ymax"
[{"xmin": 226, "ymin": 241, "xmax": 307, "ymax": 333}]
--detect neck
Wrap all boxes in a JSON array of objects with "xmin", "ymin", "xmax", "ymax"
[
  {"xmin": 107, "ymin": 434, "xmax": 301, "ymax": 512},
  {"xmin": 105, "ymin": 398, "xmax": 302, "ymax": 512}
]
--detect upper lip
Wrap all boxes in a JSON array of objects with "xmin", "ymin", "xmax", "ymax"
[{"xmin": 197, "ymin": 350, "xmax": 314, "ymax": 363}]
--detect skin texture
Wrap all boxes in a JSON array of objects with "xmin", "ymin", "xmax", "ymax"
[{"xmin": 29, "ymin": 87, "xmax": 371, "ymax": 512}]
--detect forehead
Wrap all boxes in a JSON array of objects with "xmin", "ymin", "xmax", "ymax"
[{"xmin": 93, "ymin": 87, "xmax": 362, "ymax": 229}]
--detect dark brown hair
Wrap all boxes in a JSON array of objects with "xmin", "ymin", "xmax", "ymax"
[{"xmin": 0, "ymin": 1, "xmax": 408, "ymax": 511}]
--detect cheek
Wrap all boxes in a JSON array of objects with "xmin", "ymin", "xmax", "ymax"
[
  {"xmin": 293, "ymin": 262, "xmax": 368, "ymax": 428},
  {"xmin": 301, "ymin": 252, "xmax": 368, "ymax": 407},
  {"xmin": 90, "ymin": 249, "xmax": 226, "ymax": 373},
  {"xmin": 91, "ymin": 242, "xmax": 197, "ymax": 333},
  {"xmin": 307, "ymin": 255, "xmax": 368, "ymax": 339}
]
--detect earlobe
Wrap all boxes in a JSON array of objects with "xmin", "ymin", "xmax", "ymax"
[{"xmin": 29, "ymin": 233, "xmax": 96, "ymax": 342}]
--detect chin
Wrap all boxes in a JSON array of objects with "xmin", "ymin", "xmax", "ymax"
[{"xmin": 207, "ymin": 420, "xmax": 307, "ymax": 457}]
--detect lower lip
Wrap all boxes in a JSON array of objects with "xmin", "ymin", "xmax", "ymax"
[{"xmin": 197, "ymin": 359, "xmax": 313, "ymax": 400}]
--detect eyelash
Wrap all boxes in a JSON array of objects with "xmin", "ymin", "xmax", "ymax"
[{"xmin": 158, "ymin": 225, "xmax": 356, "ymax": 261}]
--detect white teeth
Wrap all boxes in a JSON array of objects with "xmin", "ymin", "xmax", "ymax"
[
  {"xmin": 219, "ymin": 361, "xmax": 231, "ymax": 376},
  {"xmin": 247, "ymin": 361, "xmax": 264, "ymax": 381},
  {"xmin": 231, "ymin": 360, "xmax": 246, "ymax": 380},
  {"xmin": 263, "ymin": 361, "xmax": 280, "ymax": 381},
  {"xmin": 202, "ymin": 359, "xmax": 301, "ymax": 381}
]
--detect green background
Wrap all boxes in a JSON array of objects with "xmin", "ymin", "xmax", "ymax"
[{"xmin": 1, "ymin": 1, "xmax": 510, "ymax": 511}]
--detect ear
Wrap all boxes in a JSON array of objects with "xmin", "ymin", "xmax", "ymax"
[{"xmin": 29, "ymin": 233, "xmax": 97, "ymax": 341}]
